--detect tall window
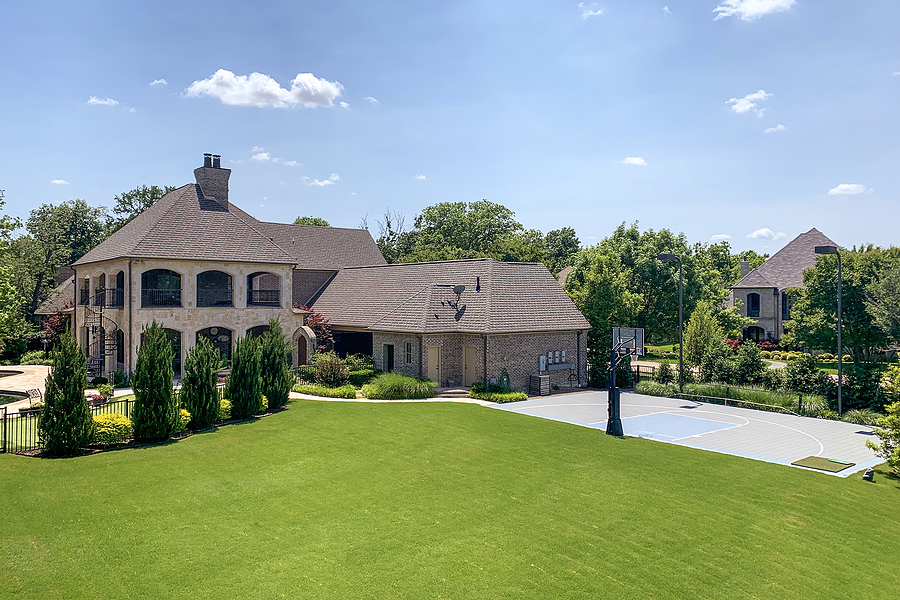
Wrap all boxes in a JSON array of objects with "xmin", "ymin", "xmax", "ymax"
[
  {"xmin": 747, "ymin": 293, "xmax": 760, "ymax": 318},
  {"xmin": 141, "ymin": 269, "xmax": 182, "ymax": 307},
  {"xmin": 197, "ymin": 270, "xmax": 233, "ymax": 307},
  {"xmin": 197, "ymin": 327, "xmax": 232, "ymax": 363},
  {"xmin": 247, "ymin": 272, "xmax": 281, "ymax": 307},
  {"xmin": 781, "ymin": 292, "xmax": 790, "ymax": 321},
  {"xmin": 405, "ymin": 342, "xmax": 413, "ymax": 364},
  {"xmin": 109, "ymin": 271, "xmax": 125, "ymax": 307}
]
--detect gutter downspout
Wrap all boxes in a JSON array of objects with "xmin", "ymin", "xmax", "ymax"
[
  {"xmin": 418, "ymin": 335, "xmax": 424, "ymax": 378},
  {"xmin": 482, "ymin": 334, "xmax": 488, "ymax": 388},
  {"xmin": 128, "ymin": 259, "xmax": 133, "ymax": 374},
  {"xmin": 577, "ymin": 330, "xmax": 582, "ymax": 386}
]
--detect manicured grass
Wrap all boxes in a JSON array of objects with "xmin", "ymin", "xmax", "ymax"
[{"xmin": 1, "ymin": 400, "xmax": 898, "ymax": 598}]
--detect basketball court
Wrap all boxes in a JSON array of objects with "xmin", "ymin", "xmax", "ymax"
[{"xmin": 494, "ymin": 390, "xmax": 883, "ymax": 477}]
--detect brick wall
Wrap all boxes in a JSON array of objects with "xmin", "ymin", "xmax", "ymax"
[
  {"xmin": 292, "ymin": 269, "xmax": 335, "ymax": 307},
  {"xmin": 372, "ymin": 332, "xmax": 422, "ymax": 377},
  {"xmin": 486, "ymin": 331, "xmax": 587, "ymax": 392},
  {"xmin": 421, "ymin": 334, "xmax": 484, "ymax": 387}
]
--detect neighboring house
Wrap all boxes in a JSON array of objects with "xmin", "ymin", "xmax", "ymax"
[
  {"xmin": 309, "ymin": 259, "xmax": 591, "ymax": 391},
  {"xmin": 728, "ymin": 228, "xmax": 837, "ymax": 343},
  {"xmin": 67, "ymin": 154, "xmax": 591, "ymax": 391},
  {"xmin": 34, "ymin": 270, "xmax": 76, "ymax": 334}
]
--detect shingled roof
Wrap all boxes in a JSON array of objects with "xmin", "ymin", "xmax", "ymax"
[
  {"xmin": 74, "ymin": 184, "xmax": 384, "ymax": 269},
  {"xmin": 309, "ymin": 258, "xmax": 591, "ymax": 335},
  {"xmin": 35, "ymin": 277, "xmax": 75, "ymax": 315},
  {"xmin": 733, "ymin": 228, "xmax": 837, "ymax": 290}
]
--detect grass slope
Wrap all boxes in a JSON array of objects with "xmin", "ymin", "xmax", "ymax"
[{"xmin": 1, "ymin": 400, "xmax": 898, "ymax": 599}]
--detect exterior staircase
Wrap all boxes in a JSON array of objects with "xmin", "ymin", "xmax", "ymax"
[
  {"xmin": 433, "ymin": 387, "xmax": 471, "ymax": 399},
  {"xmin": 84, "ymin": 290, "xmax": 119, "ymax": 379}
]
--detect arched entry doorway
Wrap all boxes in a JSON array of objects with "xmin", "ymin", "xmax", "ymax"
[
  {"xmin": 197, "ymin": 327, "xmax": 233, "ymax": 363},
  {"xmin": 292, "ymin": 326, "xmax": 317, "ymax": 368},
  {"xmin": 743, "ymin": 326, "xmax": 765, "ymax": 344}
]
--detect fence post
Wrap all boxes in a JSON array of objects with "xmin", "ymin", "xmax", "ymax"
[
  {"xmin": 798, "ymin": 394, "xmax": 802, "ymax": 415},
  {"xmin": 1, "ymin": 407, "xmax": 6, "ymax": 453}
]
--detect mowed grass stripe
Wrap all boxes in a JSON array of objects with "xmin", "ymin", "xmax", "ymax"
[{"xmin": 1, "ymin": 400, "xmax": 897, "ymax": 599}]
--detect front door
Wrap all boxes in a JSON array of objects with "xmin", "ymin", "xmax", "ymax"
[
  {"xmin": 427, "ymin": 345, "xmax": 441, "ymax": 383},
  {"xmin": 463, "ymin": 346, "xmax": 477, "ymax": 386},
  {"xmin": 298, "ymin": 339, "xmax": 307, "ymax": 366},
  {"xmin": 384, "ymin": 344, "xmax": 394, "ymax": 372}
]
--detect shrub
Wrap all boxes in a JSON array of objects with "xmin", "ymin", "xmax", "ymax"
[
  {"xmin": 313, "ymin": 351, "xmax": 349, "ymax": 388},
  {"xmin": 841, "ymin": 365, "xmax": 885, "ymax": 412},
  {"xmin": 361, "ymin": 373, "xmax": 435, "ymax": 399},
  {"xmin": 866, "ymin": 401, "xmax": 900, "ymax": 475},
  {"xmin": 97, "ymin": 384, "xmax": 115, "ymax": 401},
  {"xmin": 90, "ymin": 376, "xmax": 109, "ymax": 385},
  {"xmin": 229, "ymin": 335, "xmax": 263, "ymax": 419},
  {"xmin": 29, "ymin": 401, "xmax": 45, "ymax": 411},
  {"xmin": 344, "ymin": 353, "xmax": 374, "ymax": 372},
  {"xmin": 841, "ymin": 409, "xmax": 883, "ymax": 426},
  {"xmin": 131, "ymin": 321, "xmax": 179, "ymax": 443},
  {"xmin": 757, "ymin": 340, "xmax": 780, "ymax": 351},
  {"xmin": 292, "ymin": 384, "xmax": 357, "ymax": 399},
  {"xmin": 92, "ymin": 413, "xmax": 132, "ymax": 446},
  {"xmin": 842, "ymin": 354, "xmax": 853, "ymax": 364},
  {"xmin": 733, "ymin": 341, "xmax": 767, "ymax": 386},
  {"xmin": 469, "ymin": 390, "xmax": 528, "ymax": 403},
  {"xmin": 782, "ymin": 354, "xmax": 834, "ymax": 398},
  {"xmin": 259, "ymin": 318, "xmax": 294, "ymax": 410},
  {"xmin": 180, "ymin": 336, "xmax": 221, "ymax": 430},
  {"xmin": 760, "ymin": 350, "xmax": 772, "ymax": 359},
  {"xmin": 38, "ymin": 331, "xmax": 94, "ymax": 455},
  {"xmin": 819, "ymin": 353, "xmax": 835, "ymax": 362},
  {"xmin": 699, "ymin": 339, "xmax": 735, "ymax": 384},
  {"xmin": 177, "ymin": 409, "xmax": 191, "ymax": 432},
  {"xmin": 219, "ymin": 399, "xmax": 232, "ymax": 421},
  {"xmin": 724, "ymin": 338, "xmax": 741, "ymax": 353},
  {"xmin": 19, "ymin": 350, "xmax": 50, "ymax": 365},
  {"xmin": 799, "ymin": 397, "xmax": 828, "ymax": 418},
  {"xmin": 111, "ymin": 370, "xmax": 129, "ymax": 388},
  {"xmin": 818, "ymin": 409, "xmax": 840, "ymax": 420},
  {"xmin": 348, "ymin": 369, "xmax": 376, "ymax": 387},
  {"xmin": 654, "ymin": 361, "xmax": 676, "ymax": 385},
  {"xmin": 635, "ymin": 381, "xmax": 679, "ymax": 398}
]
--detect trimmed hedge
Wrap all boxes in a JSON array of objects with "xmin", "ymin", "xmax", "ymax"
[
  {"xmin": 92, "ymin": 414, "xmax": 133, "ymax": 446},
  {"xmin": 469, "ymin": 390, "xmax": 528, "ymax": 403},
  {"xmin": 219, "ymin": 399, "xmax": 232, "ymax": 421},
  {"xmin": 293, "ymin": 384, "xmax": 357, "ymax": 399}
]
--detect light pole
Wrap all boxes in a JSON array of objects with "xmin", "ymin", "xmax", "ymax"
[
  {"xmin": 815, "ymin": 245, "xmax": 842, "ymax": 417},
  {"xmin": 657, "ymin": 253, "xmax": 683, "ymax": 392}
]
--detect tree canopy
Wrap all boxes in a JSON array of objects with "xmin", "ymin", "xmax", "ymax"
[
  {"xmin": 293, "ymin": 216, "xmax": 331, "ymax": 227},
  {"xmin": 109, "ymin": 185, "xmax": 175, "ymax": 232}
]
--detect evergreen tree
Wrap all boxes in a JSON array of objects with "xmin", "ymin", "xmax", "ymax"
[
  {"xmin": 259, "ymin": 318, "xmax": 294, "ymax": 410},
  {"xmin": 683, "ymin": 301, "xmax": 723, "ymax": 368},
  {"xmin": 180, "ymin": 336, "xmax": 220, "ymax": 429},
  {"xmin": 229, "ymin": 334, "xmax": 263, "ymax": 419},
  {"xmin": 38, "ymin": 330, "xmax": 93, "ymax": 454},
  {"xmin": 131, "ymin": 321, "xmax": 178, "ymax": 442}
]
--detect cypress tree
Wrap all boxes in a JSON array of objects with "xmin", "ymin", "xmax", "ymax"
[
  {"xmin": 131, "ymin": 320, "xmax": 178, "ymax": 442},
  {"xmin": 259, "ymin": 318, "xmax": 294, "ymax": 410},
  {"xmin": 38, "ymin": 330, "xmax": 94, "ymax": 455},
  {"xmin": 180, "ymin": 336, "xmax": 220, "ymax": 429},
  {"xmin": 230, "ymin": 334, "xmax": 262, "ymax": 419}
]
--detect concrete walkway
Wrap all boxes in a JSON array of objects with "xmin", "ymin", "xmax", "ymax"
[{"xmin": 1, "ymin": 366, "xmax": 51, "ymax": 414}]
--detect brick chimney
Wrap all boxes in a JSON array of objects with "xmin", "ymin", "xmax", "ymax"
[
  {"xmin": 194, "ymin": 153, "xmax": 231, "ymax": 209},
  {"xmin": 740, "ymin": 260, "xmax": 750, "ymax": 278}
]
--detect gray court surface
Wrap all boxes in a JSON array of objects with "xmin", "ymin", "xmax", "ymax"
[{"xmin": 494, "ymin": 391, "xmax": 882, "ymax": 477}]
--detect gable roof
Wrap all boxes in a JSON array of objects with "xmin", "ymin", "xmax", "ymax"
[
  {"xmin": 733, "ymin": 228, "xmax": 837, "ymax": 290},
  {"xmin": 74, "ymin": 184, "xmax": 384, "ymax": 269},
  {"xmin": 310, "ymin": 258, "xmax": 591, "ymax": 335},
  {"xmin": 35, "ymin": 277, "xmax": 75, "ymax": 315}
]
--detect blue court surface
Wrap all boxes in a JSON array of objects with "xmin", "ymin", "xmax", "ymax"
[{"xmin": 494, "ymin": 390, "xmax": 882, "ymax": 477}]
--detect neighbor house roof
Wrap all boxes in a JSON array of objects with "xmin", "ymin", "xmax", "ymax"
[
  {"xmin": 309, "ymin": 258, "xmax": 591, "ymax": 335},
  {"xmin": 35, "ymin": 277, "xmax": 75, "ymax": 315},
  {"xmin": 732, "ymin": 228, "xmax": 837, "ymax": 290},
  {"xmin": 74, "ymin": 184, "xmax": 384, "ymax": 269}
]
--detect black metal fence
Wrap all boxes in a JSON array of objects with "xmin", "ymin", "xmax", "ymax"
[
  {"xmin": 296, "ymin": 365, "xmax": 316, "ymax": 385},
  {"xmin": 1, "ymin": 398, "xmax": 135, "ymax": 454}
]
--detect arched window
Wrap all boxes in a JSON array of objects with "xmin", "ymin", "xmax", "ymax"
[
  {"xmin": 747, "ymin": 293, "xmax": 760, "ymax": 318},
  {"xmin": 139, "ymin": 328, "xmax": 182, "ymax": 376},
  {"xmin": 247, "ymin": 272, "xmax": 281, "ymax": 307},
  {"xmin": 744, "ymin": 325, "xmax": 765, "ymax": 343},
  {"xmin": 141, "ymin": 269, "xmax": 182, "ymax": 307},
  {"xmin": 781, "ymin": 292, "xmax": 790, "ymax": 321},
  {"xmin": 247, "ymin": 325, "xmax": 270, "ymax": 338},
  {"xmin": 96, "ymin": 273, "xmax": 107, "ymax": 306},
  {"xmin": 109, "ymin": 271, "xmax": 125, "ymax": 307},
  {"xmin": 197, "ymin": 270, "xmax": 233, "ymax": 307},
  {"xmin": 197, "ymin": 327, "xmax": 232, "ymax": 363},
  {"xmin": 79, "ymin": 277, "xmax": 90, "ymax": 305},
  {"xmin": 116, "ymin": 329, "xmax": 125, "ymax": 365}
]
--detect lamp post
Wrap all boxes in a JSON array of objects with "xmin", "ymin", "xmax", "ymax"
[
  {"xmin": 657, "ymin": 253, "xmax": 683, "ymax": 392},
  {"xmin": 815, "ymin": 245, "xmax": 842, "ymax": 417}
]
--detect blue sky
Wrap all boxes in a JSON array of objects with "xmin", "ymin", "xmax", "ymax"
[{"xmin": 1, "ymin": 0, "xmax": 897, "ymax": 253}]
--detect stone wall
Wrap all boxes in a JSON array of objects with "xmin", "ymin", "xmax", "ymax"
[{"xmin": 730, "ymin": 287, "xmax": 782, "ymax": 340}]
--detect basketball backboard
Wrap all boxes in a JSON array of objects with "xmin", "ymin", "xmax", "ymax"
[{"xmin": 612, "ymin": 327, "xmax": 644, "ymax": 356}]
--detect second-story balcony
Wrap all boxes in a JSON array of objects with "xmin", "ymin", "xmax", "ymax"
[
  {"xmin": 105, "ymin": 288, "xmax": 125, "ymax": 308},
  {"xmin": 248, "ymin": 289, "xmax": 280, "ymax": 307},
  {"xmin": 197, "ymin": 288, "xmax": 233, "ymax": 307},
  {"xmin": 142, "ymin": 288, "xmax": 182, "ymax": 308}
]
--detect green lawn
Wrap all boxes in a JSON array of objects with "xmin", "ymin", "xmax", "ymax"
[{"xmin": 1, "ymin": 400, "xmax": 898, "ymax": 599}]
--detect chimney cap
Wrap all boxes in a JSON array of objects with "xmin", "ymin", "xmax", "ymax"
[
  {"xmin": 203, "ymin": 153, "xmax": 212, "ymax": 168},
  {"xmin": 212, "ymin": 154, "xmax": 221, "ymax": 168}
]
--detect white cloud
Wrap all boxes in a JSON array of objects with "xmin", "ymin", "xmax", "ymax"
[
  {"xmin": 150, "ymin": 79, "xmax": 168, "ymax": 86},
  {"xmin": 663, "ymin": 5, "xmax": 671, "ymax": 14},
  {"xmin": 251, "ymin": 146, "xmax": 265, "ymax": 152},
  {"xmin": 578, "ymin": 2, "xmax": 606, "ymax": 19},
  {"xmin": 713, "ymin": 0, "xmax": 795, "ymax": 21},
  {"xmin": 87, "ymin": 96, "xmax": 119, "ymax": 106},
  {"xmin": 250, "ymin": 152, "xmax": 271, "ymax": 162},
  {"xmin": 250, "ymin": 152, "xmax": 299, "ymax": 166},
  {"xmin": 185, "ymin": 69, "xmax": 343, "ymax": 108},
  {"xmin": 710, "ymin": 234, "xmax": 731, "ymax": 241},
  {"xmin": 828, "ymin": 183, "xmax": 872, "ymax": 195},
  {"xmin": 304, "ymin": 173, "xmax": 340, "ymax": 187},
  {"xmin": 273, "ymin": 158, "xmax": 300, "ymax": 167},
  {"xmin": 339, "ymin": 102, "xmax": 350, "ymax": 109},
  {"xmin": 414, "ymin": 174, "xmax": 427, "ymax": 180},
  {"xmin": 50, "ymin": 179, "xmax": 70, "ymax": 185},
  {"xmin": 763, "ymin": 124, "xmax": 786, "ymax": 134},
  {"xmin": 894, "ymin": 71, "xmax": 900, "ymax": 76},
  {"xmin": 364, "ymin": 96, "xmax": 379, "ymax": 105},
  {"xmin": 726, "ymin": 89, "xmax": 771, "ymax": 116},
  {"xmin": 620, "ymin": 156, "xmax": 647, "ymax": 166},
  {"xmin": 747, "ymin": 228, "xmax": 787, "ymax": 240}
]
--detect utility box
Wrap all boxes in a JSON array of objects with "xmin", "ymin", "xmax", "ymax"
[{"xmin": 529, "ymin": 374, "xmax": 550, "ymax": 396}]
